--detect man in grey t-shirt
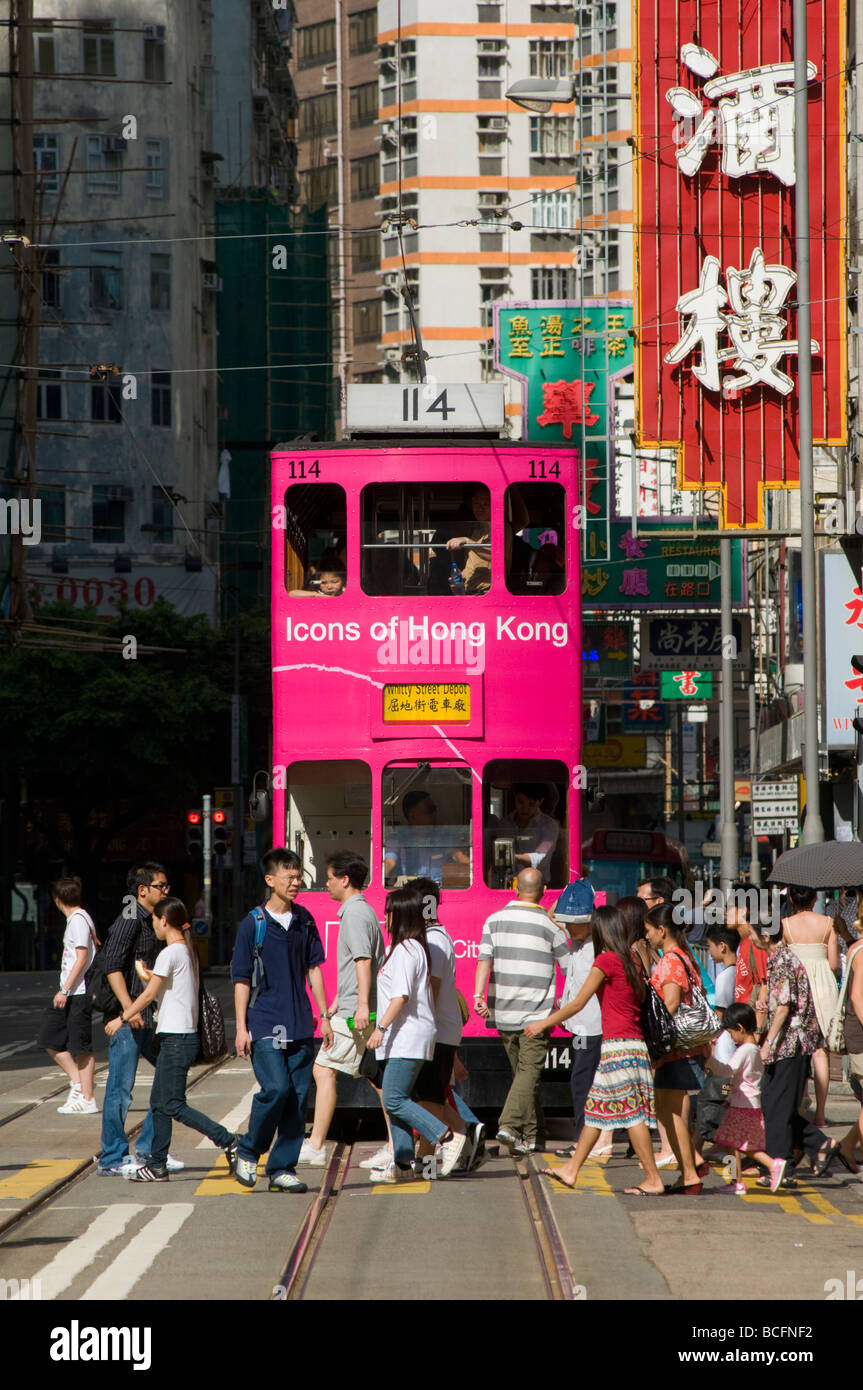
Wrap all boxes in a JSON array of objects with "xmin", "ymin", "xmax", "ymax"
[{"xmin": 298, "ymin": 852, "xmax": 387, "ymax": 1166}]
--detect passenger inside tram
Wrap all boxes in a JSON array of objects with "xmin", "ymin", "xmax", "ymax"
[
  {"xmin": 483, "ymin": 764, "xmax": 568, "ymax": 889},
  {"xmin": 289, "ymin": 568, "xmax": 346, "ymax": 597},
  {"xmin": 445, "ymin": 484, "xmax": 529, "ymax": 595},
  {"xmin": 283, "ymin": 485, "xmax": 348, "ymax": 596},
  {"xmin": 384, "ymin": 784, "xmax": 470, "ymax": 888},
  {"xmin": 505, "ymin": 482, "xmax": 567, "ymax": 595}
]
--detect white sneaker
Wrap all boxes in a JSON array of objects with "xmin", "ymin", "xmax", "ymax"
[
  {"xmin": 297, "ymin": 1139, "xmax": 327, "ymax": 1166},
  {"xmin": 370, "ymin": 1162, "xmax": 417, "ymax": 1185},
  {"xmin": 359, "ymin": 1145, "xmax": 393, "ymax": 1170},
  {"xmin": 439, "ymin": 1131, "xmax": 469, "ymax": 1177},
  {"xmin": 166, "ymin": 1154, "xmax": 184, "ymax": 1172},
  {"xmin": 114, "ymin": 1156, "xmax": 144, "ymax": 1177},
  {"xmin": 58, "ymin": 1094, "xmax": 99, "ymax": 1115}
]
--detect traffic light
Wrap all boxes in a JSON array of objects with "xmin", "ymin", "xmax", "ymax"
[
  {"xmin": 213, "ymin": 809, "xmax": 229, "ymax": 858},
  {"xmin": 186, "ymin": 810, "xmax": 203, "ymax": 860}
]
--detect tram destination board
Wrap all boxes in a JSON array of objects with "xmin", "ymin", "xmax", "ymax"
[
  {"xmin": 383, "ymin": 682, "xmax": 471, "ymax": 722},
  {"xmin": 345, "ymin": 383, "xmax": 505, "ymax": 433}
]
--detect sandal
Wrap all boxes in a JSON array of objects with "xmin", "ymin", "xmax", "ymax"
[
  {"xmin": 655, "ymin": 1154, "xmax": 678, "ymax": 1169},
  {"xmin": 554, "ymin": 1147, "xmax": 576, "ymax": 1159},
  {"xmin": 664, "ymin": 1181, "xmax": 703, "ymax": 1195},
  {"xmin": 541, "ymin": 1167, "xmax": 577, "ymax": 1189},
  {"xmin": 835, "ymin": 1149, "xmax": 860, "ymax": 1176},
  {"xmin": 814, "ymin": 1141, "xmax": 840, "ymax": 1177},
  {"xmin": 624, "ymin": 1184, "xmax": 664, "ymax": 1196},
  {"xmin": 695, "ymin": 1162, "xmax": 710, "ymax": 1178}
]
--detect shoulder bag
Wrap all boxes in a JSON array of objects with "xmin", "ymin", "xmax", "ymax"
[
  {"xmin": 195, "ymin": 975, "xmax": 227, "ymax": 1064},
  {"xmin": 639, "ymin": 964, "xmax": 676, "ymax": 1061},
  {"xmin": 669, "ymin": 950, "xmax": 722, "ymax": 1050},
  {"xmin": 825, "ymin": 940, "xmax": 863, "ymax": 1054}
]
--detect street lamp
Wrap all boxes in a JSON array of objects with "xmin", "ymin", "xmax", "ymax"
[{"xmin": 505, "ymin": 77, "xmax": 576, "ymax": 112}]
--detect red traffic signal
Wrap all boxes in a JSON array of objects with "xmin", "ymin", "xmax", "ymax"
[
  {"xmin": 213, "ymin": 810, "xmax": 226, "ymax": 824},
  {"xmin": 187, "ymin": 811, "xmax": 201, "ymax": 825}
]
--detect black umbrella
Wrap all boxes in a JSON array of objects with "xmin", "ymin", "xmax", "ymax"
[{"xmin": 767, "ymin": 840, "xmax": 863, "ymax": 889}]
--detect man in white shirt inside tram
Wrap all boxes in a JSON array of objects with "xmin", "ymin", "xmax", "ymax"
[
  {"xmin": 384, "ymin": 790, "xmax": 469, "ymax": 887},
  {"xmin": 496, "ymin": 782, "xmax": 560, "ymax": 884}
]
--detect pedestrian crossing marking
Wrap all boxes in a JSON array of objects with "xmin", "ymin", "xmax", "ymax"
[
  {"xmin": 195, "ymin": 1160, "xmax": 253, "ymax": 1195},
  {"xmin": 539, "ymin": 1155, "xmax": 615, "ymax": 1196},
  {"xmin": 24, "ymin": 1205, "xmax": 145, "ymax": 1300},
  {"xmin": 80, "ymin": 1204, "xmax": 195, "ymax": 1300},
  {"xmin": 0, "ymin": 1159, "xmax": 81, "ymax": 1201}
]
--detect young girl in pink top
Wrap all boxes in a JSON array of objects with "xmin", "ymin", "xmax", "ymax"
[{"xmin": 708, "ymin": 1002, "xmax": 786, "ymax": 1194}]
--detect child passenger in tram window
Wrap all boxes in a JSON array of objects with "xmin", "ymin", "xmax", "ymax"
[{"xmin": 289, "ymin": 569, "xmax": 345, "ymax": 598}]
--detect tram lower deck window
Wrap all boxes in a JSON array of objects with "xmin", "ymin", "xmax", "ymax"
[
  {"xmin": 383, "ymin": 762, "xmax": 472, "ymax": 888},
  {"xmin": 283, "ymin": 483, "xmax": 347, "ymax": 596},
  {"xmin": 286, "ymin": 760, "xmax": 371, "ymax": 889},
  {"xmin": 505, "ymin": 482, "xmax": 566, "ymax": 595},
  {"xmin": 483, "ymin": 760, "xmax": 568, "ymax": 889}
]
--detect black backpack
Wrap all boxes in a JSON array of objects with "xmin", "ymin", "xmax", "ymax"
[{"xmin": 85, "ymin": 938, "xmax": 122, "ymax": 1017}]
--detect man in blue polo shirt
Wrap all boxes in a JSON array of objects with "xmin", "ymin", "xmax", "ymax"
[{"xmin": 231, "ymin": 848, "xmax": 332, "ymax": 1193}]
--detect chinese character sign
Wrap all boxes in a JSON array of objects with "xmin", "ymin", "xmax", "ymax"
[
  {"xmin": 823, "ymin": 551, "xmax": 863, "ymax": 749},
  {"xmin": 635, "ymin": 2, "xmax": 846, "ymax": 528}
]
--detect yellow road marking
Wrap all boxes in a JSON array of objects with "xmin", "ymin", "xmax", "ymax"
[
  {"xmin": 0, "ymin": 1159, "xmax": 81, "ymax": 1201},
  {"xmin": 371, "ymin": 1181, "xmax": 431, "ymax": 1194}
]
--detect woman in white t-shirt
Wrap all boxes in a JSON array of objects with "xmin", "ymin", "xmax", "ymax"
[
  {"xmin": 121, "ymin": 897, "xmax": 236, "ymax": 1183},
  {"xmin": 365, "ymin": 883, "xmax": 463, "ymax": 1184},
  {"xmin": 38, "ymin": 876, "xmax": 99, "ymax": 1114}
]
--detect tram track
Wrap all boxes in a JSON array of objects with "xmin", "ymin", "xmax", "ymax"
[
  {"xmin": 273, "ymin": 1141, "xmax": 352, "ymax": 1300},
  {"xmin": 515, "ymin": 1156, "xmax": 580, "ymax": 1301},
  {"xmin": 0, "ymin": 1053, "xmax": 234, "ymax": 1245},
  {"xmin": 0, "ymin": 1063, "xmax": 110, "ymax": 1131}
]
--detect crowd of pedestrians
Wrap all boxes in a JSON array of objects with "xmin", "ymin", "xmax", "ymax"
[{"xmin": 40, "ymin": 853, "xmax": 863, "ymax": 1198}]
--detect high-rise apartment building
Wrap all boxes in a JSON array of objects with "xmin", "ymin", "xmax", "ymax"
[
  {"xmin": 21, "ymin": 1, "xmax": 220, "ymax": 619},
  {"xmin": 292, "ymin": 1, "xmax": 382, "ymax": 420}
]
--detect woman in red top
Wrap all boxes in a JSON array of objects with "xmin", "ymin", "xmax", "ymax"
[
  {"xmin": 645, "ymin": 904, "xmax": 710, "ymax": 1194},
  {"xmin": 526, "ymin": 905, "xmax": 663, "ymax": 1195}
]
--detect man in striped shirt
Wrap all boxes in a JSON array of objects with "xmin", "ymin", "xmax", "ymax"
[{"xmin": 474, "ymin": 868, "xmax": 570, "ymax": 1155}]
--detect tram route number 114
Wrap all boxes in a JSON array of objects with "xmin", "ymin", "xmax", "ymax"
[
  {"xmin": 402, "ymin": 386, "xmax": 456, "ymax": 421},
  {"xmin": 543, "ymin": 1045, "xmax": 573, "ymax": 1070}
]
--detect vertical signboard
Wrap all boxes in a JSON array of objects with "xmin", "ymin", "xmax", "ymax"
[
  {"xmin": 822, "ymin": 549, "xmax": 863, "ymax": 749},
  {"xmin": 635, "ymin": 1, "xmax": 847, "ymax": 528}
]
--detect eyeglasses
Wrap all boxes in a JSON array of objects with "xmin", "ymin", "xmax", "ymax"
[{"xmin": 151, "ymin": 881, "xmax": 170, "ymax": 892}]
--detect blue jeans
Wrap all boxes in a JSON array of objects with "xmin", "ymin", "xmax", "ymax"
[
  {"xmin": 569, "ymin": 1034, "xmax": 603, "ymax": 1141},
  {"xmin": 381, "ymin": 1058, "xmax": 449, "ymax": 1165},
  {"xmin": 451, "ymin": 1087, "xmax": 480, "ymax": 1129},
  {"xmin": 239, "ymin": 1036, "xmax": 314, "ymax": 1176},
  {"xmin": 100, "ymin": 1023, "xmax": 157, "ymax": 1169},
  {"xmin": 148, "ymin": 1034, "xmax": 233, "ymax": 1169}
]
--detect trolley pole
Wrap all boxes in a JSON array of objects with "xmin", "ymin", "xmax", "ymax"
[
  {"xmin": 202, "ymin": 793, "xmax": 213, "ymax": 925},
  {"xmin": 794, "ymin": 0, "xmax": 824, "ymax": 844}
]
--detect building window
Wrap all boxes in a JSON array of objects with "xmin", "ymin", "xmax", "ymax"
[
  {"xmin": 36, "ymin": 370, "xmax": 62, "ymax": 421},
  {"xmin": 92, "ymin": 485, "xmax": 126, "ymax": 543},
  {"xmin": 530, "ymin": 115, "xmax": 575, "ymax": 157},
  {"xmin": 479, "ymin": 267, "xmax": 511, "ymax": 303},
  {"xmin": 38, "ymin": 487, "xmax": 66, "ymax": 542},
  {"xmin": 86, "ymin": 134, "xmax": 123, "ymax": 195},
  {"xmin": 531, "ymin": 190, "xmax": 572, "ymax": 229},
  {"xmin": 144, "ymin": 32, "xmax": 166, "ymax": 81},
  {"xmin": 582, "ymin": 230, "xmax": 620, "ymax": 295},
  {"xmin": 298, "ymin": 20, "xmax": 336, "ymax": 67},
  {"xmin": 151, "ymin": 372, "xmax": 171, "ymax": 428},
  {"xmin": 531, "ymin": 266, "xmax": 577, "ymax": 299},
  {"xmin": 529, "ymin": 39, "xmax": 574, "ymax": 78},
  {"xmin": 91, "ymin": 379, "xmax": 122, "ymax": 423},
  {"xmin": 351, "ymin": 154, "xmax": 378, "ymax": 200},
  {"xmin": 300, "ymin": 163, "xmax": 338, "ymax": 206},
  {"xmin": 350, "ymin": 81, "xmax": 378, "ymax": 128},
  {"xmin": 33, "ymin": 134, "xmax": 60, "ymax": 193},
  {"xmin": 361, "ymin": 482, "xmax": 490, "ymax": 597},
  {"xmin": 150, "ymin": 253, "xmax": 171, "ymax": 311},
  {"xmin": 89, "ymin": 249, "xmax": 123, "ymax": 310},
  {"xmin": 41, "ymin": 249, "xmax": 61, "ymax": 309},
  {"xmin": 151, "ymin": 485, "xmax": 173, "ymax": 543},
  {"xmin": 353, "ymin": 298, "xmax": 381, "ymax": 341},
  {"xmin": 299, "ymin": 91, "xmax": 338, "ymax": 137},
  {"xmin": 353, "ymin": 231, "xmax": 380, "ymax": 273},
  {"xmin": 83, "ymin": 20, "xmax": 116, "ymax": 77},
  {"xmin": 349, "ymin": 9, "xmax": 377, "ymax": 55},
  {"xmin": 33, "ymin": 26, "xmax": 56, "ymax": 73},
  {"xmin": 145, "ymin": 138, "xmax": 166, "ymax": 196}
]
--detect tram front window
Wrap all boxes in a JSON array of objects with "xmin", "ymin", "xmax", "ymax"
[
  {"xmin": 383, "ymin": 762, "xmax": 471, "ymax": 888},
  {"xmin": 286, "ymin": 760, "xmax": 371, "ymax": 889},
  {"xmin": 361, "ymin": 483, "xmax": 495, "ymax": 595},
  {"xmin": 506, "ymin": 482, "xmax": 566, "ymax": 595},
  {"xmin": 483, "ymin": 760, "xmax": 568, "ymax": 889}
]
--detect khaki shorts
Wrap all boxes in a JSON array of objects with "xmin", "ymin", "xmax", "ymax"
[
  {"xmin": 849, "ymin": 1051, "xmax": 863, "ymax": 1081},
  {"xmin": 315, "ymin": 1014, "xmax": 372, "ymax": 1078}
]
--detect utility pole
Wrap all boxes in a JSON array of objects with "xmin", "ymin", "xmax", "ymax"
[
  {"xmin": 748, "ymin": 684, "xmax": 761, "ymax": 885},
  {"xmin": 794, "ymin": 0, "xmax": 824, "ymax": 844},
  {"xmin": 202, "ymin": 793, "xmax": 213, "ymax": 926},
  {"xmin": 231, "ymin": 609, "xmax": 244, "ymax": 940},
  {"xmin": 719, "ymin": 539, "xmax": 738, "ymax": 892}
]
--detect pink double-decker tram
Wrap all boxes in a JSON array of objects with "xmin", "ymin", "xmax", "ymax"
[{"xmin": 271, "ymin": 438, "xmax": 581, "ymax": 1103}]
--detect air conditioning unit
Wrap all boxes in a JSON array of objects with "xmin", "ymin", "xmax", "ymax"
[
  {"xmin": 477, "ymin": 40, "xmax": 508, "ymax": 54},
  {"xmin": 201, "ymin": 272, "xmax": 222, "ymax": 292},
  {"xmin": 103, "ymin": 135, "xmax": 126, "ymax": 153},
  {"xmin": 486, "ymin": 116, "xmax": 508, "ymax": 131},
  {"xmin": 378, "ymin": 57, "xmax": 398, "ymax": 73},
  {"xmin": 382, "ymin": 271, "xmax": 400, "ymax": 288},
  {"xmin": 145, "ymin": 24, "xmax": 166, "ymax": 41},
  {"xmin": 380, "ymin": 122, "xmax": 399, "ymax": 147}
]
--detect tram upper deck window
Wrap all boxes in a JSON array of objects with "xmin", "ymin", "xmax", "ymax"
[
  {"xmin": 483, "ymin": 760, "xmax": 568, "ymax": 889},
  {"xmin": 286, "ymin": 760, "xmax": 371, "ymax": 890},
  {"xmin": 361, "ymin": 483, "xmax": 497, "ymax": 596},
  {"xmin": 283, "ymin": 483, "xmax": 347, "ymax": 596},
  {"xmin": 505, "ymin": 482, "xmax": 566, "ymax": 596},
  {"xmin": 383, "ymin": 761, "xmax": 472, "ymax": 888}
]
